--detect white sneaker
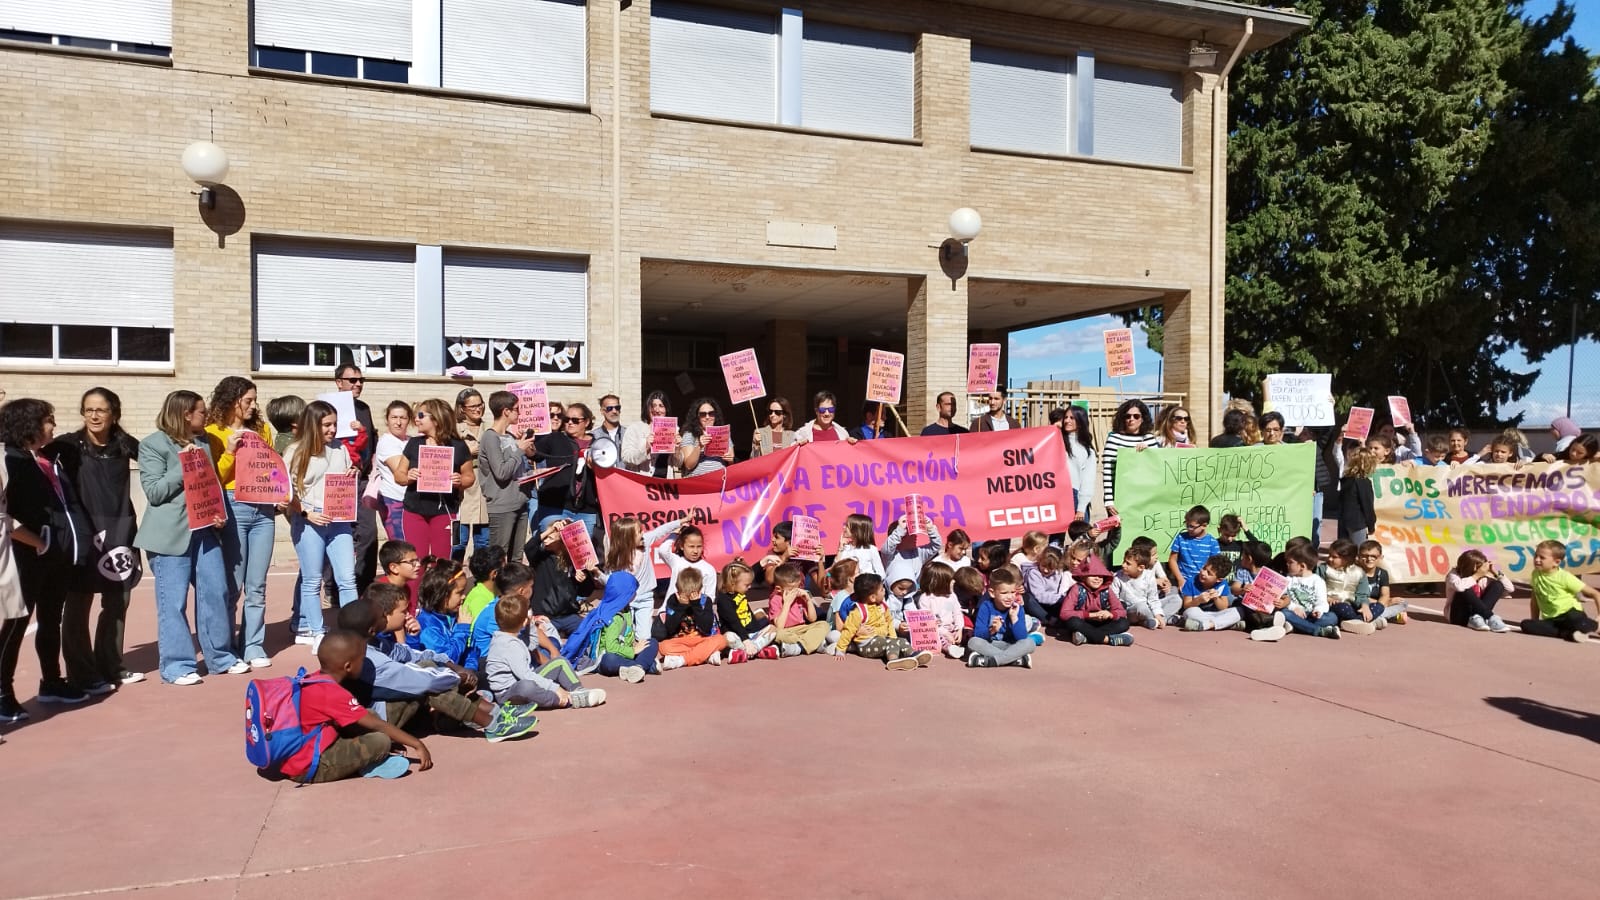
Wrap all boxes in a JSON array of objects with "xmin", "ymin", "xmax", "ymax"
[
  {"xmin": 707, "ymin": 652, "xmax": 724, "ymax": 666},
  {"xmin": 1567, "ymin": 630, "xmax": 1589, "ymax": 643},
  {"xmin": 119, "ymin": 671, "xmax": 146, "ymax": 685},
  {"xmin": 224, "ymin": 660, "xmax": 252, "ymax": 675},
  {"xmin": 779, "ymin": 643, "xmax": 802, "ymax": 657},
  {"xmin": 1487, "ymin": 615, "xmax": 1510, "ymax": 633},
  {"xmin": 294, "ymin": 633, "xmax": 317, "ymax": 645},
  {"xmin": 248, "ymin": 657, "xmax": 272, "ymax": 669},
  {"xmin": 569, "ymin": 688, "xmax": 607, "ymax": 708},
  {"xmin": 1468, "ymin": 614, "xmax": 1491, "ymax": 632},
  {"xmin": 659, "ymin": 654, "xmax": 685, "ymax": 671},
  {"xmin": 618, "ymin": 665, "xmax": 646, "ymax": 683},
  {"xmin": 1250, "ymin": 625, "xmax": 1287, "ymax": 642},
  {"xmin": 171, "ymin": 673, "xmax": 203, "ymax": 686},
  {"xmin": 945, "ymin": 645, "xmax": 964, "ymax": 659}
]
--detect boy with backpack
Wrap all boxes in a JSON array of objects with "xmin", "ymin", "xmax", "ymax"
[{"xmin": 251, "ymin": 630, "xmax": 432, "ymax": 783}]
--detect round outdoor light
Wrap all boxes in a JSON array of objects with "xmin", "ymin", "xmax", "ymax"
[
  {"xmin": 948, "ymin": 207, "xmax": 982, "ymax": 243},
  {"xmin": 181, "ymin": 141, "xmax": 229, "ymax": 186}
]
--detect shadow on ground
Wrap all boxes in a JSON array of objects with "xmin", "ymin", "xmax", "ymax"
[{"xmin": 1484, "ymin": 696, "xmax": 1600, "ymax": 745}]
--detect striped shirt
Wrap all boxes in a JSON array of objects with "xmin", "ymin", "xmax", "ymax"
[{"xmin": 1101, "ymin": 431, "xmax": 1161, "ymax": 508}]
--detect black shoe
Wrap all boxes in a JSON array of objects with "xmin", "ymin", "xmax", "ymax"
[
  {"xmin": 0, "ymin": 695, "xmax": 29, "ymax": 723},
  {"xmin": 37, "ymin": 680, "xmax": 88, "ymax": 705}
]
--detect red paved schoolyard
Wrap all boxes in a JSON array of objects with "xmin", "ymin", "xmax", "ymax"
[{"xmin": 2, "ymin": 568, "xmax": 1597, "ymax": 899}]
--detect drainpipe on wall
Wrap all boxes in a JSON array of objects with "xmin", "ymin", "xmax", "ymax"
[
  {"xmin": 612, "ymin": 0, "xmax": 625, "ymax": 392},
  {"xmin": 1210, "ymin": 17, "xmax": 1252, "ymax": 426}
]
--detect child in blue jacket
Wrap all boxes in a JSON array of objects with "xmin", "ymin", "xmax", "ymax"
[
  {"xmin": 966, "ymin": 565, "xmax": 1043, "ymax": 668},
  {"xmin": 407, "ymin": 559, "xmax": 472, "ymax": 663}
]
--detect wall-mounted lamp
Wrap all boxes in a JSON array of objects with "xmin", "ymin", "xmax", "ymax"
[
  {"xmin": 1189, "ymin": 37, "xmax": 1219, "ymax": 69},
  {"xmin": 939, "ymin": 207, "xmax": 982, "ymax": 287},
  {"xmin": 181, "ymin": 141, "xmax": 230, "ymax": 209}
]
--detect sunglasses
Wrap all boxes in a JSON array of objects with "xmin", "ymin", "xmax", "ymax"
[
  {"xmin": 768, "ymin": 408, "xmax": 785, "ymax": 416},
  {"xmin": 564, "ymin": 416, "xmax": 587, "ymax": 424},
  {"xmin": 698, "ymin": 410, "xmax": 716, "ymax": 418},
  {"xmin": 603, "ymin": 405, "xmax": 621, "ymax": 412},
  {"xmin": 339, "ymin": 377, "xmax": 365, "ymax": 384},
  {"xmin": 1173, "ymin": 414, "xmax": 1189, "ymax": 421},
  {"xmin": 817, "ymin": 406, "xmax": 836, "ymax": 414},
  {"xmin": 1123, "ymin": 413, "xmax": 1143, "ymax": 420}
]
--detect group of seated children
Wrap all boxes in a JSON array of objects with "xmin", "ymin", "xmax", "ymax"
[{"xmin": 269, "ymin": 508, "xmax": 1600, "ymax": 783}]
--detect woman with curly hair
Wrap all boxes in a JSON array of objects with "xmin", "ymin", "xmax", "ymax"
[{"xmin": 204, "ymin": 375, "xmax": 278, "ymax": 669}]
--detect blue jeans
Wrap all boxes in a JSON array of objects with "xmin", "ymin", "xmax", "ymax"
[
  {"xmin": 1330, "ymin": 601, "xmax": 1384, "ymax": 622},
  {"xmin": 1283, "ymin": 609, "xmax": 1337, "ymax": 635},
  {"xmin": 596, "ymin": 641, "xmax": 658, "ymax": 677},
  {"xmin": 453, "ymin": 521, "xmax": 490, "ymax": 559},
  {"xmin": 290, "ymin": 518, "xmax": 356, "ymax": 636},
  {"xmin": 224, "ymin": 491, "xmax": 278, "ymax": 660},
  {"xmin": 1310, "ymin": 491, "xmax": 1325, "ymax": 546},
  {"xmin": 150, "ymin": 529, "xmax": 238, "ymax": 682}
]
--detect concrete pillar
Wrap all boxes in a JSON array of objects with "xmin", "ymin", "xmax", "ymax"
[
  {"xmin": 906, "ymin": 273, "xmax": 968, "ymax": 432},
  {"xmin": 1161, "ymin": 289, "xmax": 1214, "ymax": 440},
  {"xmin": 768, "ymin": 318, "xmax": 808, "ymax": 410}
]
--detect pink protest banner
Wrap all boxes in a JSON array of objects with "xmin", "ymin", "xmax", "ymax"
[
  {"xmin": 180, "ymin": 447, "xmax": 226, "ymax": 531},
  {"xmin": 596, "ymin": 427, "xmax": 1073, "ymax": 573},
  {"xmin": 560, "ymin": 519, "xmax": 599, "ymax": 570},
  {"xmin": 966, "ymin": 343, "xmax": 1001, "ymax": 394},
  {"xmin": 233, "ymin": 433, "xmax": 290, "ymax": 504},
  {"xmin": 1345, "ymin": 406, "xmax": 1375, "ymax": 443},
  {"xmin": 704, "ymin": 425, "xmax": 731, "ymax": 458},
  {"xmin": 719, "ymin": 349, "xmax": 766, "ymax": 405},
  {"xmin": 1103, "ymin": 329, "xmax": 1136, "ymax": 378},
  {"xmin": 651, "ymin": 417, "xmax": 679, "ymax": 454},
  {"xmin": 417, "ymin": 444, "xmax": 455, "ymax": 493},
  {"xmin": 865, "ymin": 349, "xmax": 905, "ymax": 405},
  {"xmin": 1388, "ymin": 396, "xmax": 1412, "ymax": 429},
  {"xmin": 905, "ymin": 609, "xmax": 940, "ymax": 652},
  {"xmin": 1240, "ymin": 567, "xmax": 1289, "ymax": 614},
  {"xmin": 323, "ymin": 473, "xmax": 357, "ymax": 522},
  {"xmin": 790, "ymin": 514, "xmax": 822, "ymax": 561},
  {"xmin": 507, "ymin": 381, "xmax": 550, "ymax": 435},
  {"xmin": 518, "ymin": 464, "xmax": 566, "ymax": 487}
]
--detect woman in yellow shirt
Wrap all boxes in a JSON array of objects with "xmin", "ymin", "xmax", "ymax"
[{"xmin": 204, "ymin": 376, "xmax": 276, "ymax": 669}]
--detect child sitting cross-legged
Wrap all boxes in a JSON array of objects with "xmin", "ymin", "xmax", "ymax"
[
  {"xmin": 768, "ymin": 563, "xmax": 831, "ymax": 656},
  {"xmin": 485, "ymin": 591, "xmax": 607, "ymax": 710},
  {"xmin": 714, "ymin": 561, "xmax": 777, "ymax": 662},
  {"xmin": 1320, "ymin": 539, "xmax": 1380, "ymax": 635},
  {"xmin": 335, "ymin": 589, "xmax": 541, "ymax": 742},
  {"xmin": 651, "ymin": 568, "xmax": 728, "ymax": 670},
  {"xmin": 406, "ymin": 559, "xmax": 473, "ymax": 662},
  {"xmin": 1113, "ymin": 547, "xmax": 1180, "ymax": 629},
  {"xmin": 273, "ymin": 630, "xmax": 433, "ymax": 784},
  {"xmin": 1277, "ymin": 544, "xmax": 1339, "ymax": 639},
  {"xmin": 1059, "ymin": 556, "xmax": 1133, "ymax": 646},
  {"xmin": 913, "ymin": 562, "xmax": 966, "ymax": 659},
  {"xmin": 1180, "ymin": 554, "xmax": 1241, "ymax": 632},
  {"xmin": 967, "ymin": 565, "xmax": 1044, "ymax": 668},
  {"xmin": 832, "ymin": 573, "xmax": 931, "ymax": 670}
]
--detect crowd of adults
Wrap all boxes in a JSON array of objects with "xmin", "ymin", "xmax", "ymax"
[{"xmin": 0, "ymin": 365, "xmax": 1591, "ymax": 728}]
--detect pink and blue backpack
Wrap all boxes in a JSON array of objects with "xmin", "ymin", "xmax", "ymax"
[{"xmin": 244, "ymin": 668, "xmax": 332, "ymax": 777}]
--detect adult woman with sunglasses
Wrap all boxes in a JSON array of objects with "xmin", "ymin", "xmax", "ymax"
[
  {"xmin": 751, "ymin": 397, "xmax": 796, "ymax": 457},
  {"xmin": 388, "ymin": 398, "xmax": 476, "ymax": 567},
  {"xmin": 1153, "ymin": 405, "xmax": 1193, "ymax": 448},
  {"xmin": 1100, "ymin": 399, "xmax": 1159, "ymax": 524},
  {"xmin": 678, "ymin": 398, "xmax": 736, "ymax": 476},
  {"xmin": 793, "ymin": 392, "xmax": 857, "ymax": 445},
  {"xmin": 532, "ymin": 403, "xmax": 602, "ymax": 535}
]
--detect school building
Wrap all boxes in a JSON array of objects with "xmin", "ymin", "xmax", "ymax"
[{"xmin": 0, "ymin": 0, "xmax": 1307, "ymax": 443}]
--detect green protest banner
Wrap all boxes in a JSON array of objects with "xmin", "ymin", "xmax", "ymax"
[{"xmin": 1113, "ymin": 443, "xmax": 1314, "ymax": 555}]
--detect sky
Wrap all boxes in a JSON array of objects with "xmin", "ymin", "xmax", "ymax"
[{"xmin": 1010, "ymin": 1, "xmax": 1599, "ymax": 424}]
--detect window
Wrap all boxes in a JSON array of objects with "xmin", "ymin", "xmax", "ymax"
[
  {"xmin": 643, "ymin": 336, "xmax": 723, "ymax": 373},
  {"xmin": 0, "ymin": 0, "xmax": 172, "ymax": 55},
  {"xmin": 970, "ymin": 44, "xmax": 1073, "ymax": 156},
  {"xmin": 651, "ymin": 2, "xmax": 777, "ymax": 124},
  {"xmin": 799, "ymin": 21, "xmax": 914, "ymax": 139},
  {"xmin": 444, "ymin": 251, "xmax": 588, "ymax": 377},
  {"xmin": 0, "ymin": 223, "xmax": 174, "ymax": 365},
  {"xmin": 1092, "ymin": 62, "xmax": 1183, "ymax": 167},
  {"xmin": 253, "ymin": 0, "xmax": 411, "ymax": 81},
  {"xmin": 442, "ymin": 0, "xmax": 587, "ymax": 104},
  {"xmin": 253, "ymin": 239, "xmax": 417, "ymax": 372}
]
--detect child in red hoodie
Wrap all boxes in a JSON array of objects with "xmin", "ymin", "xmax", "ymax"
[{"xmin": 1059, "ymin": 556, "xmax": 1132, "ymax": 646}]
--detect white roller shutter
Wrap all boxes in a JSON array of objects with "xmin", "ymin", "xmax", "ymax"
[
  {"xmin": 969, "ymin": 44, "xmax": 1071, "ymax": 155},
  {"xmin": 650, "ymin": 1, "xmax": 776, "ymax": 124},
  {"xmin": 442, "ymin": 0, "xmax": 586, "ymax": 103},
  {"xmin": 800, "ymin": 21, "xmax": 914, "ymax": 139},
  {"xmin": 0, "ymin": 224, "xmax": 172, "ymax": 328},
  {"xmin": 0, "ymin": 0, "xmax": 171, "ymax": 46},
  {"xmin": 444, "ymin": 252, "xmax": 586, "ymax": 342},
  {"xmin": 1093, "ymin": 62, "xmax": 1183, "ymax": 166},
  {"xmin": 254, "ymin": 241, "xmax": 416, "ymax": 345},
  {"xmin": 254, "ymin": 0, "xmax": 411, "ymax": 62}
]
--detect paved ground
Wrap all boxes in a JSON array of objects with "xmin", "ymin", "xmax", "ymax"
[{"xmin": 2, "ymin": 568, "xmax": 1598, "ymax": 899}]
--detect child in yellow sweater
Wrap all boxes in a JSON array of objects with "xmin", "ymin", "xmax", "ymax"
[{"xmin": 831, "ymin": 574, "xmax": 931, "ymax": 671}]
